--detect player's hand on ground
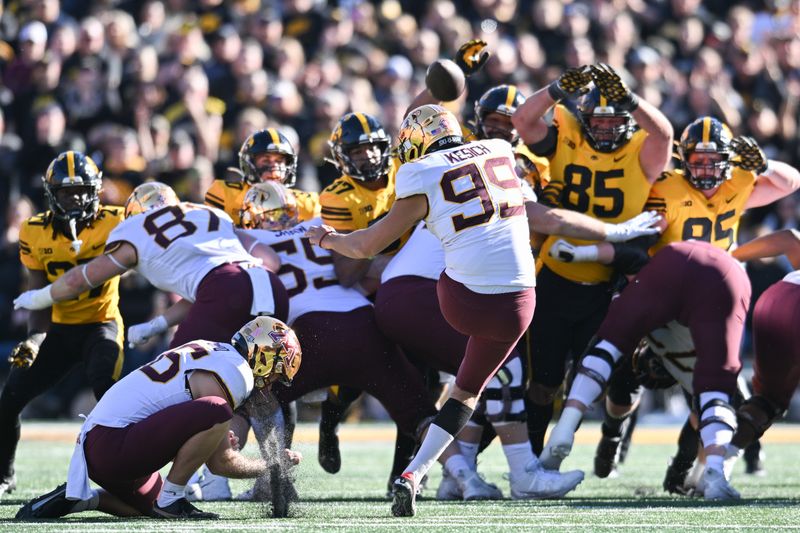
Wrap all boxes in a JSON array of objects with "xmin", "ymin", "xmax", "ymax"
[
  {"xmin": 284, "ymin": 448, "xmax": 302, "ymax": 466},
  {"xmin": 731, "ymin": 136, "xmax": 768, "ymax": 174},
  {"xmin": 305, "ymin": 224, "xmax": 337, "ymax": 248},
  {"xmin": 589, "ymin": 63, "xmax": 639, "ymax": 112},
  {"xmin": 454, "ymin": 39, "xmax": 490, "ymax": 76},
  {"xmin": 604, "ymin": 211, "xmax": 662, "ymax": 242},
  {"xmin": 127, "ymin": 315, "xmax": 168, "ymax": 347},
  {"xmin": 8, "ymin": 334, "xmax": 45, "ymax": 369},
  {"xmin": 548, "ymin": 66, "xmax": 592, "ymax": 101}
]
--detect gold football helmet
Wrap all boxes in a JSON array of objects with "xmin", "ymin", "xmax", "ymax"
[
  {"xmin": 231, "ymin": 316, "xmax": 302, "ymax": 389},
  {"xmin": 238, "ymin": 181, "xmax": 299, "ymax": 230},
  {"xmin": 124, "ymin": 182, "xmax": 180, "ymax": 218},
  {"xmin": 397, "ymin": 104, "xmax": 463, "ymax": 163}
]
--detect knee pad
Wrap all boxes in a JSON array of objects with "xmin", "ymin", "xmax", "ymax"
[
  {"xmin": 574, "ymin": 341, "xmax": 619, "ymax": 403},
  {"xmin": 737, "ymin": 395, "xmax": 783, "ymax": 442},
  {"xmin": 480, "ymin": 357, "xmax": 526, "ymax": 424},
  {"xmin": 696, "ymin": 392, "xmax": 736, "ymax": 447}
]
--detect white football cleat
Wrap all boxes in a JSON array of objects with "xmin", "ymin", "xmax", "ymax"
[
  {"xmin": 702, "ymin": 468, "xmax": 741, "ymax": 501},
  {"xmin": 436, "ymin": 468, "xmax": 461, "ymax": 501},
  {"xmin": 509, "ymin": 460, "xmax": 584, "ymax": 499},
  {"xmin": 185, "ymin": 466, "xmax": 232, "ymax": 502},
  {"xmin": 454, "ymin": 470, "xmax": 503, "ymax": 501}
]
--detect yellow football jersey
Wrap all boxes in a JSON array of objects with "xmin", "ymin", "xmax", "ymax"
[
  {"xmin": 204, "ymin": 179, "xmax": 320, "ymax": 226},
  {"xmin": 645, "ymin": 167, "xmax": 757, "ymax": 253},
  {"xmin": 319, "ymin": 158, "xmax": 410, "ymax": 255},
  {"xmin": 463, "ymin": 125, "xmax": 551, "ymax": 192},
  {"xmin": 19, "ymin": 206, "xmax": 124, "ymax": 325},
  {"xmin": 536, "ymin": 104, "xmax": 652, "ymax": 284}
]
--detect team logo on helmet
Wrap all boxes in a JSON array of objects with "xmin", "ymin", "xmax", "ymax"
[
  {"xmin": 473, "ymin": 85, "xmax": 526, "ymax": 144},
  {"xmin": 678, "ymin": 116, "xmax": 734, "ymax": 191},
  {"xmin": 238, "ymin": 181, "xmax": 299, "ymax": 231},
  {"xmin": 327, "ymin": 113, "xmax": 392, "ymax": 182},
  {"xmin": 232, "ymin": 316, "xmax": 302, "ymax": 389},
  {"xmin": 43, "ymin": 151, "xmax": 103, "ymax": 223},
  {"xmin": 124, "ymin": 182, "xmax": 180, "ymax": 218},
  {"xmin": 397, "ymin": 105, "xmax": 463, "ymax": 163}
]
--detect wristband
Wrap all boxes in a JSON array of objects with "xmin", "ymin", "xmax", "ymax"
[
  {"xmin": 151, "ymin": 314, "xmax": 169, "ymax": 334},
  {"xmin": 318, "ymin": 229, "xmax": 334, "ymax": 249},
  {"xmin": 572, "ymin": 245, "xmax": 600, "ymax": 262},
  {"xmin": 547, "ymin": 82, "xmax": 567, "ymax": 102}
]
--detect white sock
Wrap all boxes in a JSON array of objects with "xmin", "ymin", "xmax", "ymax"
[
  {"xmin": 69, "ymin": 489, "xmax": 99, "ymax": 513},
  {"xmin": 503, "ymin": 442, "xmax": 535, "ymax": 473},
  {"xmin": 157, "ymin": 480, "xmax": 186, "ymax": 508},
  {"xmin": 444, "ymin": 454, "xmax": 472, "ymax": 478},
  {"xmin": 553, "ymin": 406, "xmax": 585, "ymax": 440},
  {"xmin": 404, "ymin": 424, "xmax": 455, "ymax": 485},
  {"xmin": 698, "ymin": 392, "xmax": 735, "ymax": 447},
  {"xmin": 706, "ymin": 454, "xmax": 724, "ymax": 473},
  {"xmin": 457, "ymin": 439, "xmax": 479, "ymax": 469}
]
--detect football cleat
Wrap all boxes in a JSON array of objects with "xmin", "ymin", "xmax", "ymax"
[
  {"xmin": 391, "ymin": 473, "xmax": 417, "ymax": 517},
  {"xmin": 702, "ymin": 468, "xmax": 741, "ymax": 501},
  {"xmin": 185, "ymin": 466, "xmax": 232, "ymax": 501},
  {"xmin": 743, "ymin": 441, "xmax": 765, "ymax": 476},
  {"xmin": 455, "ymin": 470, "xmax": 503, "ymax": 501},
  {"xmin": 152, "ymin": 497, "xmax": 219, "ymax": 519},
  {"xmin": 435, "ymin": 468, "xmax": 462, "ymax": 501},
  {"xmin": 509, "ymin": 460, "xmax": 584, "ymax": 500},
  {"xmin": 318, "ymin": 423, "xmax": 341, "ymax": 474},
  {"xmin": 0, "ymin": 474, "xmax": 16, "ymax": 499},
  {"xmin": 594, "ymin": 434, "xmax": 623, "ymax": 479},
  {"xmin": 663, "ymin": 457, "xmax": 695, "ymax": 495},
  {"xmin": 15, "ymin": 483, "xmax": 75, "ymax": 519}
]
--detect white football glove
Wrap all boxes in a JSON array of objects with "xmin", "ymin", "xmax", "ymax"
[
  {"xmin": 548, "ymin": 239, "xmax": 599, "ymax": 263},
  {"xmin": 13, "ymin": 286, "xmax": 55, "ymax": 311},
  {"xmin": 127, "ymin": 315, "xmax": 169, "ymax": 347},
  {"xmin": 603, "ymin": 211, "xmax": 662, "ymax": 243}
]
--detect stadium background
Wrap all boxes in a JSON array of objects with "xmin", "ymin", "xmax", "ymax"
[{"xmin": 0, "ymin": 0, "xmax": 799, "ymax": 422}]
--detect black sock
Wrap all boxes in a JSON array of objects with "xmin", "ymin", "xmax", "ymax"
[{"xmin": 526, "ymin": 401, "xmax": 554, "ymax": 455}]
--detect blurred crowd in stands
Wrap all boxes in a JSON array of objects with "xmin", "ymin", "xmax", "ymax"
[{"xmin": 1, "ymin": 0, "xmax": 799, "ymax": 418}]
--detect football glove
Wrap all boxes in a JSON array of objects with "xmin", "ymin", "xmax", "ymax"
[
  {"xmin": 632, "ymin": 346, "xmax": 677, "ymax": 390},
  {"xmin": 127, "ymin": 315, "xmax": 169, "ymax": 347},
  {"xmin": 8, "ymin": 333, "xmax": 46, "ymax": 369},
  {"xmin": 454, "ymin": 39, "xmax": 490, "ymax": 76},
  {"xmin": 547, "ymin": 65, "xmax": 592, "ymax": 102},
  {"xmin": 13, "ymin": 286, "xmax": 55, "ymax": 310},
  {"xmin": 604, "ymin": 210, "xmax": 662, "ymax": 243},
  {"xmin": 589, "ymin": 63, "xmax": 639, "ymax": 112},
  {"xmin": 548, "ymin": 239, "xmax": 600, "ymax": 263},
  {"xmin": 731, "ymin": 136, "xmax": 768, "ymax": 174}
]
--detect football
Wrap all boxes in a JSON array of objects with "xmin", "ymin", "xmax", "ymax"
[{"xmin": 425, "ymin": 59, "xmax": 466, "ymax": 101}]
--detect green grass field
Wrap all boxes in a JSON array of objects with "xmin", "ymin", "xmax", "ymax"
[{"xmin": 2, "ymin": 421, "xmax": 800, "ymax": 531}]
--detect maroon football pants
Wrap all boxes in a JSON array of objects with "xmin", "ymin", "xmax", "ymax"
[
  {"xmin": 273, "ymin": 306, "xmax": 437, "ymax": 436},
  {"xmin": 84, "ymin": 396, "xmax": 233, "ymax": 515},
  {"xmin": 437, "ymin": 272, "xmax": 536, "ymax": 394},
  {"xmin": 752, "ymin": 280, "xmax": 800, "ymax": 410},
  {"xmin": 599, "ymin": 241, "xmax": 751, "ymax": 396}
]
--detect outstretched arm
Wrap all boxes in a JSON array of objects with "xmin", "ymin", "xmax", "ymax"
[
  {"xmin": 745, "ymin": 160, "xmax": 800, "ymax": 209},
  {"xmin": 633, "ymin": 98, "xmax": 674, "ymax": 183},
  {"xmin": 526, "ymin": 201, "xmax": 661, "ymax": 242},
  {"xmin": 732, "ymin": 229, "xmax": 800, "ymax": 270}
]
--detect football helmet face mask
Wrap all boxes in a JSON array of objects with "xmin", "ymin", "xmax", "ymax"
[
  {"xmin": 397, "ymin": 105, "xmax": 463, "ymax": 164},
  {"xmin": 239, "ymin": 181, "xmax": 300, "ymax": 231},
  {"xmin": 678, "ymin": 116, "xmax": 734, "ymax": 191},
  {"xmin": 231, "ymin": 316, "xmax": 302, "ymax": 389},
  {"xmin": 577, "ymin": 88, "xmax": 635, "ymax": 153},
  {"xmin": 239, "ymin": 128, "xmax": 298, "ymax": 187},
  {"xmin": 124, "ymin": 182, "xmax": 180, "ymax": 218},
  {"xmin": 328, "ymin": 113, "xmax": 392, "ymax": 182},
  {"xmin": 43, "ymin": 151, "xmax": 103, "ymax": 222},
  {"xmin": 474, "ymin": 85, "xmax": 525, "ymax": 144}
]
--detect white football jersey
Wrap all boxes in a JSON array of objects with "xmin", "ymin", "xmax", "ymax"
[
  {"xmin": 645, "ymin": 320, "xmax": 696, "ymax": 394},
  {"xmin": 784, "ymin": 270, "xmax": 800, "ymax": 285},
  {"xmin": 86, "ymin": 340, "xmax": 254, "ymax": 429},
  {"xmin": 107, "ymin": 203, "xmax": 257, "ymax": 301},
  {"xmin": 395, "ymin": 139, "xmax": 536, "ymax": 292},
  {"xmin": 246, "ymin": 218, "xmax": 370, "ymax": 323},
  {"xmin": 381, "ymin": 222, "xmax": 445, "ymax": 283}
]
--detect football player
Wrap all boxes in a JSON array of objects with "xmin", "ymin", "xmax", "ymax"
[
  {"xmin": 305, "ymin": 105, "xmax": 664, "ymax": 516},
  {"xmin": 540, "ymin": 240, "xmax": 751, "ymax": 501},
  {"xmin": 728, "ymin": 229, "xmax": 800, "ymax": 457},
  {"xmin": 15, "ymin": 316, "xmax": 302, "ymax": 520},
  {"xmin": 512, "ymin": 63, "xmax": 674, "ymax": 454},
  {"xmin": 14, "ymin": 181, "xmax": 288, "ymax": 348},
  {"xmin": 204, "ymin": 128, "xmax": 320, "ymax": 226},
  {"xmin": 549, "ymin": 118, "xmax": 800, "ymax": 484},
  {"xmin": 1, "ymin": 151, "xmax": 124, "ymax": 499}
]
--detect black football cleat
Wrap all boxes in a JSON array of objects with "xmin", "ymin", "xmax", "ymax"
[
  {"xmin": 152, "ymin": 498, "xmax": 219, "ymax": 519},
  {"xmin": 594, "ymin": 435, "xmax": 622, "ymax": 478},
  {"xmin": 15, "ymin": 483, "xmax": 75, "ymax": 520},
  {"xmin": 0, "ymin": 474, "xmax": 16, "ymax": 499},
  {"xmin": 663, "ymin": 457, "xmax": 694, "ymax": 495},
  {"xmin": 391, "ymin": 474, "xmax": 417, "ymax": 517},
  {"xmin": 744, "ymin": 440, "xmax": 765, "ymax": 476},
  {"xmin": 318, "ymin": 424, "xmax": 341, "ymax": 474}
]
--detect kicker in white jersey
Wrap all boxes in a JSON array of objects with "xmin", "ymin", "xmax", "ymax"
[
  {"xmin": 394, "ymin": 138, "xmax": 536, "ymax": 292},
  {"xmin": 106, "ymin": 203, "xmax": 258, "ymax": 301}
]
